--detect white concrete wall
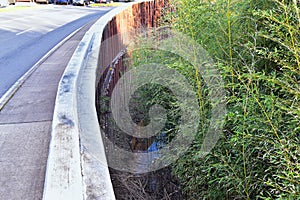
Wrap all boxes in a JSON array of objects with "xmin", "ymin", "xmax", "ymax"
[{"xmin": 43, "ymin": 0, "xmax": 167, "ymax": 199}]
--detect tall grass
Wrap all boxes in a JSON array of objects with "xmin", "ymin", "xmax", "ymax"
[{"xmin": 162, "ymin": 0, "xmax": 300, "ymax": 199}]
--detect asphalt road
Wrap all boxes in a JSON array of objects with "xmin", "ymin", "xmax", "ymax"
[
  {"xmin": 0, "ymin": 5, "xmax": 113, "ymax": 200},
  {"xmin": 0, "ymin": 5, "xmax": 112, "ymax": 97}
]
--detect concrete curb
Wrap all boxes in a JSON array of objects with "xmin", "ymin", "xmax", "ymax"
[{"xmin": 42, "ymin": 3, "xmax": 140, "ymax": 200}]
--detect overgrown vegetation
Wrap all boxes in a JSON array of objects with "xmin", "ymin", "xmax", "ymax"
[
  {"xmin": 124, "ymin": 0, "xmax": 300, "ymax": 199},
  {"xmin": 162, "ymin": 0, "xmax": 300, "ymax": 199},
  {"xmin": 99, "ymin": 0, "xmax": 299, "ymax": 199}
]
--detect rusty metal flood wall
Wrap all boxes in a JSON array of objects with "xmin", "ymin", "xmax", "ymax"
[{"xmin": 97, "ymin": 0, "xmax": 167, "ymax": 85}]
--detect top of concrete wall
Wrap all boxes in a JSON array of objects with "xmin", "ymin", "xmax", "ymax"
[{"xmin": 42, "ymin": 1, "xmax": 166, "ymax": 199}]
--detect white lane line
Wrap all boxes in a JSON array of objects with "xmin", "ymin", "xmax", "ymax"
[
  {"xmin": 16, "ymin": 28, "xmax": 33, "ymax": 36},
  {"xmin": 0, "ymin": 25, "xmax": 83, "ymax": 111},
  {"xmin": 3, "ymin": 15, "xmax": 33, "ymax": 24}
]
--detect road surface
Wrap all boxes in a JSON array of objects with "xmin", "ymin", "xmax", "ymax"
[
  {"xmin": 0, "ymin": 4, "xmax": 113, "ymax": 200},
  {"xmin": 0, "ymin": 5, "xmax": 112, "ymax": 97}
]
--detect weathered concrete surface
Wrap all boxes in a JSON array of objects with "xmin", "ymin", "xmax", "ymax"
[
  {"xmin": 0, "ymin": 21, "xmax": 96, "ymax": 200},
  {"xmin": 42, "ymin": 1, "xmax": 168, "ymax": 199},
  {"xmin": 0, "ymin": 121, "xmax": 51, "ymax": 200}
]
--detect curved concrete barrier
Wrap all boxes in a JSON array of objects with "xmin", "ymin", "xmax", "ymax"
[{"xmin": 43, "ymin": 1, "xmax": 167, "ymax": 199}]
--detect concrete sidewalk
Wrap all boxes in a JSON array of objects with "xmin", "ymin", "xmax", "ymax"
[{"xmin": 0, "ymin": 21, "xmax": 94, "ymax": 200}]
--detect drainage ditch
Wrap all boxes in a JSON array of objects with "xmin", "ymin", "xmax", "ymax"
[{"xmin": 96, "ymin": 53, "xmax": 183, "ymax": 200}]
